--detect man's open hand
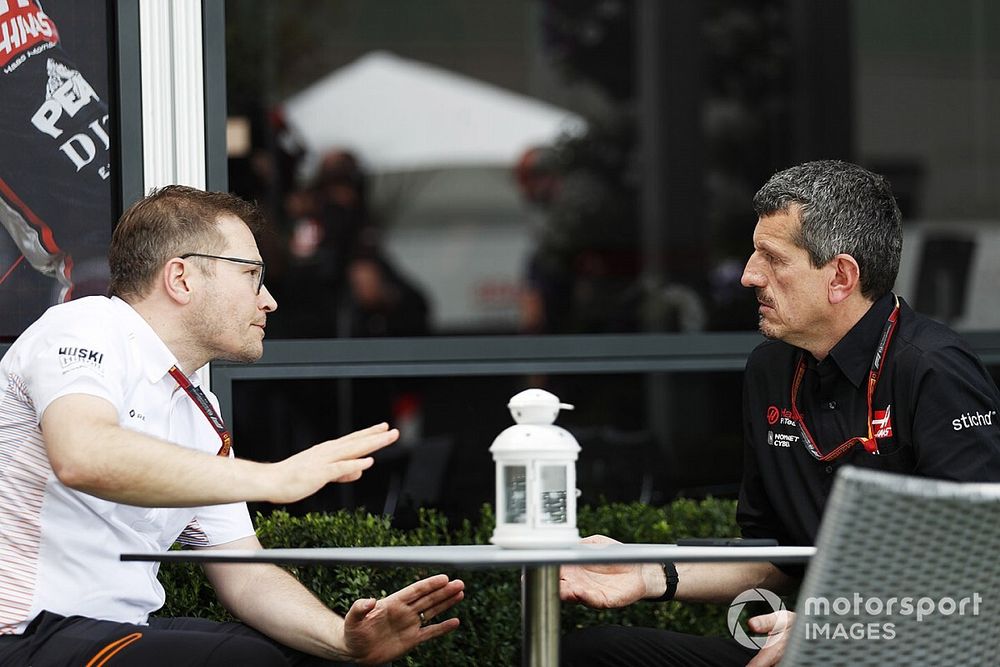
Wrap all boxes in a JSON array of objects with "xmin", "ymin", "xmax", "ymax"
[
  {"xmin": 559, "ymin": 535, "xmax": 652, "ymax": 608},
  {"xmin": 268, "ymin": 423, "xmax": 399, "ymax": 503},
  {"xmin": 342, "ymin": 574, "xmax": 465, "ymax": 665}
]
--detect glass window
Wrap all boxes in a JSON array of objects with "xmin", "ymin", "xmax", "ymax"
[
  {"xmin": 231, "ymin": 371, "xmax": 745, "ymax": 520},
  {"xmin": 227, "ymin": 1, "xmax": 1000, "ymax": 338},
  {"xmin": 854, "ymin": 0, "xmax": 1000, "ymax": 331},
  {"xmin": 539, "ymin": 465, "xmax": 567, "ymax": 524},
  {"xmin": 504, "ymin": 465, "xmax": 528, "ymax": 524},
  {"xmin": 221, "ymin": 1, "xmax": 1000, "ymax": 526}
]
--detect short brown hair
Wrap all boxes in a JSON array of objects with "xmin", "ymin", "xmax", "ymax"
[{"xmin": 108, "ymin": 185, "xmax": 264, "ymax": 300}]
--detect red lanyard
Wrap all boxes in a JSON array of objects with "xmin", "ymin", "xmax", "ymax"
[
  {"xmin": 789, "ymin": 296, "xmax": 900, "ymax": 461},
  {"xmin": 168, "ymin": 365, "xmax": 232, "ymax": 457}
]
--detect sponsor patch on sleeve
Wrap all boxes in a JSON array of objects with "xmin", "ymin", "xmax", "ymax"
[{"xmin": 57, "ymin": 345, "xmax": 105, "ymax": 375}]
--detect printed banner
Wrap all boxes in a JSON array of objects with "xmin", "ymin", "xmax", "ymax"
[{"xmin": 0, "ymin": 0, "xmax": 113, "ymax": 338}]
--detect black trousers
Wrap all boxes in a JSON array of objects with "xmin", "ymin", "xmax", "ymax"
[
  {"xmin": 0, "ymin": 611, "xmax": 356, "ymax": 666},
  {"xmin": 561, "ymin": 626, "xmax": 759, "ymax": 667}
]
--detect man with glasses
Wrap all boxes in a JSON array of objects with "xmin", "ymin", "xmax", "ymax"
[
  {"xmin": 559, "ymin": 160, "xmax": 1000, "ymax": 666},
  {"xmin": 0, "ymin": 185, "xmax": 463, "ymax": 665}
]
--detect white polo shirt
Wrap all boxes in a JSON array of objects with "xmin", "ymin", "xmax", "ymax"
[{"xmin": 0, "ymin": 296, "xmax": 255, "ymax": 634}]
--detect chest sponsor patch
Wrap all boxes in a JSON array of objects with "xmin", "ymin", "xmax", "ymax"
[
  {"xmin": 766, "ymin": 405, "xmax": 797, "ymax": 427},
  {"xmin": 767, "ymin": 430, "xmax": 800, "ymax": 448},
  {"xmin": 872, "ymin": 405, "xmax": 892, "ymax": 438}
]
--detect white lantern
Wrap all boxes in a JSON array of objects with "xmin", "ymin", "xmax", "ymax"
[{"xmin": 490, "ymin": 389, "xmax": 580, "ymax": 549}]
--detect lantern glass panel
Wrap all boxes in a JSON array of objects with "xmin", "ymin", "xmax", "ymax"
[
  {"xmin": 504, "ymin": 465, "xmax": 527, "ymax": 524},
  {"xmin": 539, "ymin": 465, "xmax": 567, "ymax": 524}
]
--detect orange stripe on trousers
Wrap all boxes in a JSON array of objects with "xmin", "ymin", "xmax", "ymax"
[{"xmin": 85, "ymin": 632, "xmax": 143, "ymax": 667}]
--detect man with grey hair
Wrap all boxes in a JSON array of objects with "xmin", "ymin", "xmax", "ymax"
[{"xmin": 559, "ymin": 160, "xmax": 1000, "ymax": 666}]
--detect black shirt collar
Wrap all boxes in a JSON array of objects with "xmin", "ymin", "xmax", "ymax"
[{"xmin": 815, "ymin": 292, "xmax": 897, "ymax": 389}]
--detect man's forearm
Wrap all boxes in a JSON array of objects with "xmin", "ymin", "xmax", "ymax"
[
  {"xmin": 43, "ymin": 398, "xmax": 277, "ymax": 507},
  {"xmin": 207, "ymin": 561, "xmax": 352, "ymax": 661},
  {"xmin": 42, "ymin": 393, "xmax": 395, "ymax": 508}
]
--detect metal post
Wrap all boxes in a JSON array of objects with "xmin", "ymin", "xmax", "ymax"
[{"xmin": 522, "ymin": 565, "xmax": 560, "ymax": 666}]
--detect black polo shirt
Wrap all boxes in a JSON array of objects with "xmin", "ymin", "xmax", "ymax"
[{"xmin": 737, "ymin": 293, "xmax": 1000, "ymax": 553}]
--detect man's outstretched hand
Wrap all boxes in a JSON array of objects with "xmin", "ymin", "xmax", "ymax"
[
  {"xmin": 559, "ymin": 534, "xmax": 653, "ymax": 608},
  {"xmin": 268, "ymin": 423, "xmax": 399, "ymax": 504},
  {"xmin": 343, "ymin": 573, "xmax": 465, "ymax": 665}
]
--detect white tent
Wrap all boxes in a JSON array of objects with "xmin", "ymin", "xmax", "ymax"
[
  {"xmin": 280, "ymin": 51, "xmax": 587, "ymax": 332},
  {"xmin": 281, "ymin": 50, "xmax": 586, "ymax": 174}
]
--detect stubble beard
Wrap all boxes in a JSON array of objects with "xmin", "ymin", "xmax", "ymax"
[
  {"xmin": 757, "ymin": 315, "xmax": 779, "ymax": 340},
  {"xmin": 186, "ymin": 299, "xmax": 263, "ymax": 365}
]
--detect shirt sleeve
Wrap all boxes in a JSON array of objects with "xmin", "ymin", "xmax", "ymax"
[
  {"xmin": 20, "ymin": 315, "xmax": 126, "ymax": 422},
  {"xmin": 909, "ymin": 343, "xmax": 1000, "ymax": 481},
  {"xmin": 736, "ymin": 358, "xmax": 793, "ymax": 544},
  {"xmin": 177, "ymin": 501, "xmax": 255, "ymax": 548}
]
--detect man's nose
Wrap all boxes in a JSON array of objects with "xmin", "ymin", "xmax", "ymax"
[
  {"xmin": 259, "ymin": 284, "xmax": 278, "ymax": 312},
  {"xmin": 741, "ymin": 255, "xmax": 764, "ymax": 288}
]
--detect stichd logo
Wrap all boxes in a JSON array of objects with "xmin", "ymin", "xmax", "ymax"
[
  {"xmin": 952, "ymin": 409, "xmax": 996, "ymax": 431},
  {"xmin": 728, "ymin": 588, "xmax": 787, "ymax": 649}
]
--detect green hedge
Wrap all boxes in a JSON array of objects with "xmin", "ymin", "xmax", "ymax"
[{"xmin": 157, "ymin": 499, "xmax": 739, "ymax": 665}]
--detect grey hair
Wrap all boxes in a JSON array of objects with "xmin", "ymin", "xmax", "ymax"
[{"xmin": 752, "ymin": 160, "xmax": 902, "ymax": 300}]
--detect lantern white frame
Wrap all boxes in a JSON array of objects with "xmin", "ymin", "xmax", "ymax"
[{"xmin": 491, "ymin": 424, "xmax": 580, "ymax": 549}]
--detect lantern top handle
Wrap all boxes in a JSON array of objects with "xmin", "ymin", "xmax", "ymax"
[{"xmin": 507, "ymin": 388, "xmax": 573, "ymax": 425}]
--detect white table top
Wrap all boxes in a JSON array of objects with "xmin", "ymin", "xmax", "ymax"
[{"xmin": 122, "ymin": 543, "xmax": 815, "ymax": 568}]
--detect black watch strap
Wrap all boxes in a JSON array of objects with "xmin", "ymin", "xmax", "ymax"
[{"xmin": 651, "ymin": 561, "xmax": 678, "ymax": 602}]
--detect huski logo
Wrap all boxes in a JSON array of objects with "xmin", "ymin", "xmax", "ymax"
[
  {"xmin": 58, "ymin": 346, "xmax": 104, "ymax": 374},
  {"xmin": 872, "ymin": 405, "xmax": 892, "ymax": 438}
]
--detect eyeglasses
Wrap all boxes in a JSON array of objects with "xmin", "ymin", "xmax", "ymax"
[
  {"xmin": 790, "ymin": 295, "xmax": 900, "ymax": 461},
  {"xmin": 180, "ymin": 253, "xmax": 266, "ymax": 294}
]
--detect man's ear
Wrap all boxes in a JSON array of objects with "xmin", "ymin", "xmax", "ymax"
[
  {"xmin": 163, "ymin": 258, "xmax": 194, "ymax": 305},
  {"xmin": 828, "ymin": 253, "xmax": 861, "ymax": 305}
]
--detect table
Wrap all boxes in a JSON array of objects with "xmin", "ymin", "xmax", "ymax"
[{"xmin": 122, "ymin": 543, "xmax": 815, "ymax": 666}]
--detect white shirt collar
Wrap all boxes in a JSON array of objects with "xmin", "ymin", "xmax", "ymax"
[{"xmin": 108, "ymin": 296, "xmax": 187, "ymax": 386}]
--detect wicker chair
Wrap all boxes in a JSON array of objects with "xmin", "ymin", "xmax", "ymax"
[{"xmin": 782, "ymin": 466, "xmax": 1000, "ymax": 665}]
